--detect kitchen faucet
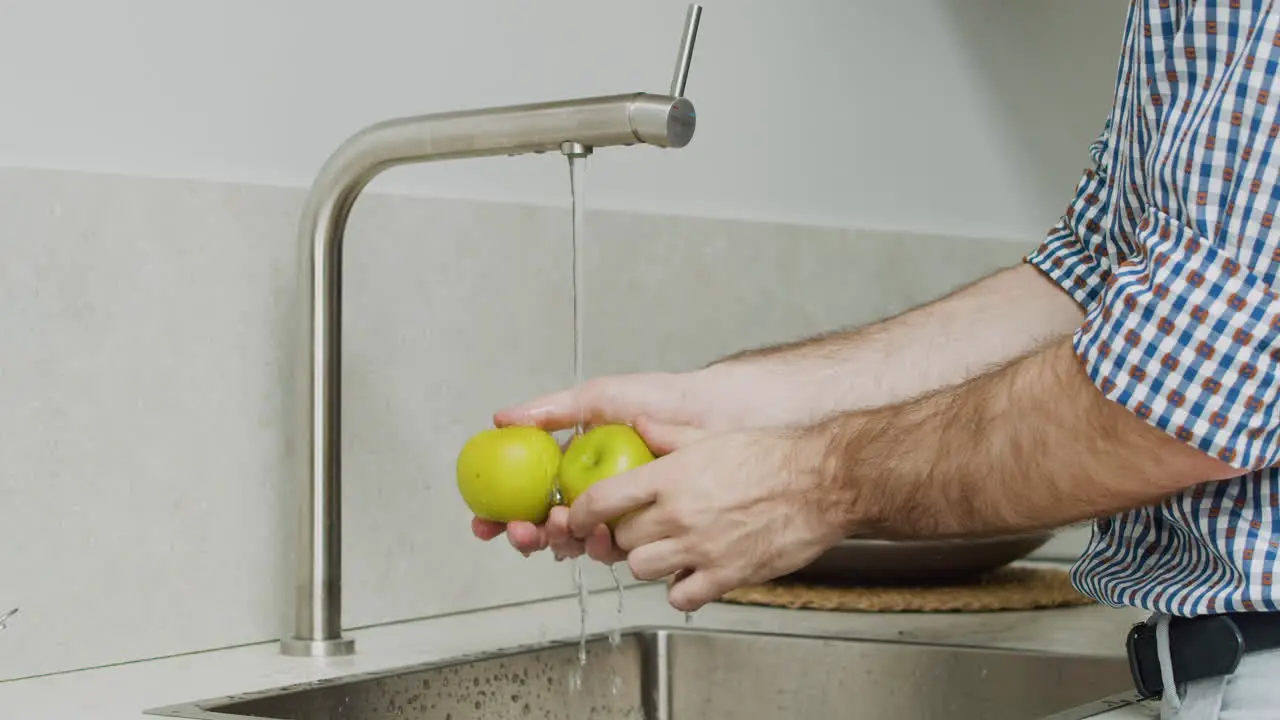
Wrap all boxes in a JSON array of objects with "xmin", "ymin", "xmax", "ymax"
[{"xmin": 281, "ymin": 5, "xmax": 703, "ymax": 657}]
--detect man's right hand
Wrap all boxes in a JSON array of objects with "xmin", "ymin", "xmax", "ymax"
[{"xmin": 472, "ymin": 371, "xmax": 713, "ymax": 563}]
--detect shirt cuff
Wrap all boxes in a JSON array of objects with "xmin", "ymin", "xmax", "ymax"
[
  {"xmin": 1072, "ymin": 210, "xmax": 1280, "ymax": 470},
  {"xmin": 1025, "ymin": 168, "xmax": 1116, "ymax": 312}
]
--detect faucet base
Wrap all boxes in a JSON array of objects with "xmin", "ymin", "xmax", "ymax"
[{"xmin": 280, "ymin": 635, "xmax": 356, "ymax": 658}]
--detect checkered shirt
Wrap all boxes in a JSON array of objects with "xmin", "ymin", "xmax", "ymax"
[{"xmin": 1026, "ymin": 0, "xmax": 1280, "ymax": 615}]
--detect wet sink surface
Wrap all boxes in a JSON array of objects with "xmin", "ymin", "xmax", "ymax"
[{"xmin": 147, "ymin": 627, "xmax": 1135, "ymax": 720}]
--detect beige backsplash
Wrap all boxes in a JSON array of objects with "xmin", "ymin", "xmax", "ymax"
[{"xmin": 0, "ymin": 166, "xmax": 1050, "ymax": 680}]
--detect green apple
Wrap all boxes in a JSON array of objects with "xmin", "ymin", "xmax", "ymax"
[
  {"xmin": 456, "ymin": 426, "xmax": 561, "ymax": 524},
  {"xmin": 559, "ymin": 424, "xmax": 656, "ymax": 524}
]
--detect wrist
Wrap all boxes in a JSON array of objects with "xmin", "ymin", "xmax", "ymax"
[{"xmin": 793, "ymin": 416, "xmax": 868, "ymax": 539}]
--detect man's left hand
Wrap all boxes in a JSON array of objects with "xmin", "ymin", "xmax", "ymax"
[{"xmin": 566, "ymin": 419, "xmax": 850, "ymax": 612}]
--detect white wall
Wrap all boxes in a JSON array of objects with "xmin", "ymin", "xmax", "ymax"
[
  {"xmin": 0, "ymin": 0, "xmax": 1126, "ymax": 238},
  {"xmin": 0, "ymin": 0, "xmax": 1125, "ymax": 680}
]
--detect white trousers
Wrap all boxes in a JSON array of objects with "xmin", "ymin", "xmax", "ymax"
[{"xmin": 1155, "ymin": 611, "xmax": 1280, "ymax": 719}]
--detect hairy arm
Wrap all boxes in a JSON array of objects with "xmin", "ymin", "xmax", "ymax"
[
  {"xmin": 702, "ymin": 263, "xmax": 1086, "ymax": 427},
  {"xmin": 803, "ymin": 339, "xmax": 1240, "ymax": 538}
]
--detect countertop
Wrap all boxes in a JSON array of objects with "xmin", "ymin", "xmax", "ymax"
[{"xmin": 0, "ymin": 574, "xmax": 1158, "ymax": 719}]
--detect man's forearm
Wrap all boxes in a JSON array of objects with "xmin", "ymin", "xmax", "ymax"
[
  {"xmin": 705, "ymin": 263, "xmax": 1086, "ymax": 425},
  {"xmin": 803, "ymin": 340, "xmax": 1239, "ymax": 538}
]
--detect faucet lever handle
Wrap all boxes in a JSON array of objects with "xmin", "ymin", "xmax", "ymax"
[{"xmin": 669, "ymin": 3, "xmax": 703, "ymax": 98}]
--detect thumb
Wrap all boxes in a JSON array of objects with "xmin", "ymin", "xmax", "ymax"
[
  {"xmin": 634, "ymin": 417, "xmax": 706, "ymax": 455},
  {"xmin": 495, "ymin": 376, "xmax": 659, "ymax": 432},
  {"xmin": 493, "ymin": 387, "xmax": 575, "ymax": 429}
]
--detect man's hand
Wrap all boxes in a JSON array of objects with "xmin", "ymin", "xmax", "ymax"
[
  {"xmin": 471, "ymin": 372, "xmax": 709, "ymax": 562},
  {"xmin": 469, "ymin": 355, "xmax": 873, "ymax": 562},
  {"xmin": 565, "ymin": 419, "xmax": 846, "ymax": 612}
]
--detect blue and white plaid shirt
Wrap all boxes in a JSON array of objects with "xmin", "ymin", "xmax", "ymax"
[{"xmin": 1027, "ymin": 0, "xmax": 1280, "ymax": 616}]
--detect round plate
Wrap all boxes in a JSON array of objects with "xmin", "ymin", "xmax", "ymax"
[{"xmin": 786, "ymin": 531, "xmax": 1056, "ymax": 586}]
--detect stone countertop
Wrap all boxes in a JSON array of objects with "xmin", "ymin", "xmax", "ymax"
[{"xmin": 0, "ymin": 577, "xmax": 1157, "ymax": 719}]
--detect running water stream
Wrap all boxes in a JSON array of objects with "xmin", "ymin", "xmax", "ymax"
[{"xmin": 565, "ymin": 151, "xmax": 627, "ymax": 695}]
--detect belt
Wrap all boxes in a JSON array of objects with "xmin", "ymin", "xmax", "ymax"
[{"xmin": 1127, "ymin": 612, "xmax": 1280, "ymax": 699}]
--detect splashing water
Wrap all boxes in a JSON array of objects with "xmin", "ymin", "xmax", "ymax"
[
  {"xmin": 575, "ymin": 558, "xmax": 589, "ymax": 660},
  {"xmin": 608, "ymin": 565, "xmax": 624, "ymax": 648},
  {"xmin": 570, "ymin": 557, "xmax": 588, "ymax": 692}
]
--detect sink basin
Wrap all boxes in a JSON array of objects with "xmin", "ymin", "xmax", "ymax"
[{"xmin": 147, "ymin": 627, "xmax": 1141, "ymax": 720}]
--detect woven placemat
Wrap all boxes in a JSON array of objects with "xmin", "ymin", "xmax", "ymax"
[{"xmin": 719, "ymin": 565, "xmax": 1094, "ymax": 613}]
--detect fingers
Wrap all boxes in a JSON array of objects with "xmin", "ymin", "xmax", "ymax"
[
  {"xmin": 625, "ymin": 539, "xmax": 690, "ymax": 582},
  {"xmin": 471, "ymin": 517, "xmax": 507, "ymax": 541},
  {"xmin": 505, "ymin": 521, "xmax": 547, "ymax": 556},
  {"xmin": 584, "ymin": 524, "xmax": 627, "ymax": 564},
  {"xmin": 667, "ymin": 568, "xmax": 732, "ymax": 612},
  {"xmin": 633, "ymin": 417, "xmax": 706, "ymax": 456},
  {"xmin": 612, "ymin": 505, "xmax": 675, "ymax": 552},
  {"xmin": 545, "ymin": 506, "xmax": 587, "ymax": 560},
  {"xmin": 475, "ymin": 509, "xmax": 590, "ymax": 560},
  {"xmin": 567, "ymin": 468, "xmax": 659, "ymax": 538}
]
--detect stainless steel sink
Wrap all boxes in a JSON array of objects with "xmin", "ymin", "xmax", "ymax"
[{"xmin": 146, "ymin": 627, "xmax": 1141, "ymax": 720}]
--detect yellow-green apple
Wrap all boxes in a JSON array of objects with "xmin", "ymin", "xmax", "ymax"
[
  {"xmin": 456, "ymin": 426, "xmax": 561, "ymax": 523},
  {"xmin": 558, "ymin": 424, "xmax": 656, "ymax": 525}
]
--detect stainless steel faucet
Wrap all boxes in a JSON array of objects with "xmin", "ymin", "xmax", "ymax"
[{"xmin": 280, "ymin": 5, "xmax": 703, "ymax": 658}]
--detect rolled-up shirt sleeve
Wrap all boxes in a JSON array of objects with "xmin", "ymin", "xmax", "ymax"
[
  {"xmin": 1027, "ymin": 108, "xmax": 1280, "ymax": 471},
  {"xmin": 1067, "ymin": 210, "xmax": 1280, "ymax": 471},
  {"xmin": 1026, "ymin": 118, "xmax": 1120, "ymax": 311}
]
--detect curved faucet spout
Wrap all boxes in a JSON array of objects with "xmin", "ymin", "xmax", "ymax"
[{"xmin": 281, "ymin": 93, "xmax": 697, "ymax": 657}]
